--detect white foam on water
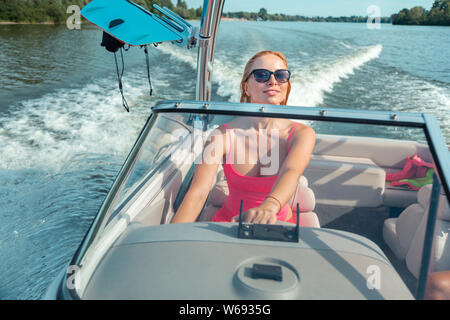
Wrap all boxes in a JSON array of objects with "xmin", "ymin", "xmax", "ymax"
[
  {"xmin": 298, "ymin": 50, "xmax": 310, "ymax": 57},
  {"xmin": 339, "ymin": 41, "xmax": 353, "ymax": 49},
  {"xmin": 212, "ymin": 57, "xmax": 242, "ymax": 101},
  {"xmin": 390, "ymin": 78, "xmax": 450, "ymax": 141},
  {"xmin": 156, "ymin": 44, "xmax": 244, "ymax": 102},
  {"xmin": 289, "ymin": 44, "xmax": 383, "ymax": 106},
  {"xmin": 0, "ymin": 76, "xmax": 152, "ymax": 171},
  {"xmin": 155, "ymin": 44, "xmax": 198, "ymax": 69}
]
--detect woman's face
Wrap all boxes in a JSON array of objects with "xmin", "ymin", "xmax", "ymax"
[{"xmin": 244, "ymin": 54, "xmax": 289, "ymax": 105}]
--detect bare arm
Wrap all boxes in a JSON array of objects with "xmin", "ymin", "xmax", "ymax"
[
  {"xmin": 171, "ymin": 127, "xmax": 227, "ymax": 223},
  {"xmin": 232, "ymin": 125, "xmax": 316, "ymax": 224}
]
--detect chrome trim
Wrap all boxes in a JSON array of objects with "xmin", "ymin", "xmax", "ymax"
[
  {"xmin": 152, "ymin": 100, "xmax": 426, "ymax": 125},
  {"xmin": 416, "ymin": 175, "xmax": 441, "ymax": 299},
  {"xmin": 423, "ymin": 113, "xmax": 450, "ymax": 200},
  {"xmin": 196, "ymin": 0, "xmax": 225, "ymax": 101}
]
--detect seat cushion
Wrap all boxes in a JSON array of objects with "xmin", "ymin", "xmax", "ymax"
[
  {"xmin": 383, "ymin": 186, "xmax": 418, "ymax": 208},
  {"xmin": 209, "ymin": 179, "xmax": 228, "ymax": 207},
  {"xmin": 298, "ymin": 211, "xmax": 320, "ymax": 228},
  {"xmin": 418, "ymin": 184, "xmax": 450, "ymax": 220},
  {"xmin": 406, "ymin": 193, "xmax": 450, "ymax": 279},
  {"xmin": 383, "ymin": 218, "xmax": 404, "ymax": 259},
  {"xmin": 304, "ymin": 154, "xmax": 385, "ymax": 207},
  {"xmin": 291, "ymin": 185, "xmax": 315, "ymax": 212},
  {"xmin": 396, "ymin": 203, "xmax": 426, "ymax": 259}
]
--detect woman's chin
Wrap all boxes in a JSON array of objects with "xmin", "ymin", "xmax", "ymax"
[{"xmin": 252, "ymin": 97, "xmax": 283, "ymax": 105}]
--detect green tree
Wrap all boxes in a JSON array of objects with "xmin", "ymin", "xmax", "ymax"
[
  {"xmin": 409, "ymin": 6, "xmax": 426, "ymax": 24},
  {"xmin": 46, "ymin": 4, "xmax": 65, "ymax": 23},
  {"xmin": 177, "ymin": 0, "xmax": 187, "ymax": 10},
  {"xmin": 432, "ymin": 0, "xmax": 446, "ymax": 9},
  {"xmin": 392, "ymin": 0, "xmax": 450, "ymax": 25},
  {"xmin": 258, "ymin": 8, "xmax": 268, "ymax": 21}
]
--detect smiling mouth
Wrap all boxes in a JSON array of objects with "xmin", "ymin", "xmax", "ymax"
[{"xmin": 264, "ymin": 90, "xmax": 280, "ymax": 95}]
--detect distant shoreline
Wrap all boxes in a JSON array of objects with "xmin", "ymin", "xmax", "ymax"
[
  {"xmin": 0, "ymin": 20, "xmax": 395, "ymax": 25},
  {"xmin": 0, "ymin": 21, "xmax": 56, "ymax": 25},
  {"xmin": 1, "ymin": 19, "xmax": 447, "ymax": 26}
]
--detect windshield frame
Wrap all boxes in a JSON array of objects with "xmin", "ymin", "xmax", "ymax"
[
  {"xmin": 63, "ymin": 99, "xmax": 449, "ymax": 300},
  {"xmin": 153, "ymin": 100, "xmax": 449, "ymax": 199}
]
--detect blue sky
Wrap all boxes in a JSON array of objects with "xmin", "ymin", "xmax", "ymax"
[{"xmin": 181, "ymin": 0, "xmax": 436, "ymax": 17}]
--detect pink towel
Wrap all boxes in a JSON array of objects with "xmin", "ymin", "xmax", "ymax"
[{"xmin": 386, "ymin": 154, "xmax": 433, "ymax": 182}]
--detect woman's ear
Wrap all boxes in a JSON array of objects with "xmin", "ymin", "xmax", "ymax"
[{"xmin": 244, "ymin": 82, "xmax": 250, "ymax": 99}]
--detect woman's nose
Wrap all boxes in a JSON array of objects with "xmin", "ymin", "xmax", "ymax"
[{"xmin": 267, "ymin": 73, "xmax": 278, "ymax": 85}]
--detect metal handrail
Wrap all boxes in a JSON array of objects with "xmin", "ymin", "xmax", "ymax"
[{"xmin": 196, "ymin": 0, "xmax": 225, "ymax": 101}]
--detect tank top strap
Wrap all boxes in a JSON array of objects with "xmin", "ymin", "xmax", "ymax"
[
  {"xmin": 222, "ymin": 124, "xmax": 233, "ymax": 164},
  {"xmin": 287, "ymin": 123, "xmax": 300, "ymax": 153}
]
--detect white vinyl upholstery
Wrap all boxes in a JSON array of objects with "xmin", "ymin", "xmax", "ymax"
[
  {"xmin": 310, "ymin": 134, "xmax": 432, "ymax": 209},
  {"xmin": 395, "ymin": 204, "xmax": 425, "ymax": 259},
  {"xmin": 303, "ymin": 154, "xmax": 385, "ymax": 207},
  {"xmin": 383, "ymin": 184, "xmax": 450, "ymax": 279}
]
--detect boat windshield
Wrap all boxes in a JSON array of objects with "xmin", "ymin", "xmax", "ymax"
[{"xmin": 71, "ymin": 103, "xmax": 449, "ymax": 300}]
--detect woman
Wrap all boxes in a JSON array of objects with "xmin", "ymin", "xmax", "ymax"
[{"xmin": 172, "ymin": 50, "xmax": 316, "ymax": 224}]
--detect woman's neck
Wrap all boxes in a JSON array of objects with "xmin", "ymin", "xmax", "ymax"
[{"xmin": 247, "ymin": 117, "xmax": 281, "ymax": 131}]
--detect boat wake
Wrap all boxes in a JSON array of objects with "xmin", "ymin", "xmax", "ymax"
[
  {"xmin": 0, "ymin": 78, "xmax": 152, "ymax": 171},
  {"xmin": 289, "ymin": 44, "xmax": 383, "ymax": 106},
  {"xmin": 156, "ymin": 43, "xmax": 383, "ymax": 108}
]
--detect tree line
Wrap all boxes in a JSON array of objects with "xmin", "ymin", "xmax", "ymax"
[
  {"xmin": 0, "ymin": 0, "xmax": 392, "ymax": 24},
  {"xmin": 391, "ymin": 0, "xmax": 450, "ymax": 26},
  {"xmin": 1, "ymin": 0, "xmax": 448, "ymax": 26},
  {"xmin": 223, "ymin": 9, "xmax": 391, "ymax": 23},
  {"xmin": 0, "ymin": 0, "xmax": 89, "ymax": 23},
  {"xmin": 0, "ymin": 0, "xmax": 200, "ymax": 23}
]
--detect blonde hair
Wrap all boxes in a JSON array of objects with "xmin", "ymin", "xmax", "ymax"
[{"xmin": 240, "ymin": 50, "xmax": 291, "ymax": 105}]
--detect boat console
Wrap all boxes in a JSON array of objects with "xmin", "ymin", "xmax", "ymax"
[{"xmin": 81, "ymin": 222, "xmax": 413, "ymax": 299}]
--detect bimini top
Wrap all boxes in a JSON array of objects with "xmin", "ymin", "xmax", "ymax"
[{"xmin": 81, "ymin": 0, "xmax": 195, "ymax": 47}]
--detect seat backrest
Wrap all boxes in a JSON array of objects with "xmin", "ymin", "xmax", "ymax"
[
  {"xmin": 405, "ymin": 185, "xmax": 450, "ymax": 279},
  {"xmin": 395, "ymin": 203, "xmax": 426, "ymax": 259},
  {"xmin": 290, "ymin": 177, "xmax": 315, "ymax": 212}
]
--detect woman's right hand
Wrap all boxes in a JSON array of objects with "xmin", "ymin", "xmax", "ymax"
[{"xmin": 231, "ymin": 200, "xmax": 280, "ymax": 224}]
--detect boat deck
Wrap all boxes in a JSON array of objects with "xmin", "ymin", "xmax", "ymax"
[{"xmin": 315, "ymin": 203, "xmax": 418, "ymax": 295}]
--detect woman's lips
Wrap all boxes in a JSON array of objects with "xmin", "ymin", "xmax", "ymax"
[{"xmin": 264, "ymin": 89, "xmax": 280, "ymax": 96}]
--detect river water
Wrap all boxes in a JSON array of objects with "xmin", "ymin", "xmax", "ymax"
[{"xmin": 0, "ymin": 21, "xmax": 449, "ymax": 299}]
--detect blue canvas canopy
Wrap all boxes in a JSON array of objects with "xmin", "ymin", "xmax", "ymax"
[{"xmin": 81, "ymin": 0, "xmax": 192, "ymax": 46}]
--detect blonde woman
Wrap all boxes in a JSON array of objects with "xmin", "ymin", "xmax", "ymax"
[{"xmin": 172, "ymin": 50, "xmax": 315, "ymax": 224}]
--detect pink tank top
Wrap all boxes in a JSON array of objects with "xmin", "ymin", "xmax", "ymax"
[{"xmin": 217, "ymin": 123, "xmax": 299, "ymax": 221}]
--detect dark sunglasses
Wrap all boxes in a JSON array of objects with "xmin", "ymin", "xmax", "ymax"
[{"xmin": 246, "ymin": 69, "xmax": 291, "ymax": 83}]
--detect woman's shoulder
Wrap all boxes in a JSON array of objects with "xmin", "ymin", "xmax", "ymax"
[
  {"xmin": 288, "ymin": 120, "xmax": 316, "ymax": 140},
  {"xmin": 287, "ymin": 120, "xmax": 314, "ymax": 133},
  {"xmin": 221, "ymin": 117, "xmax": 243, "ymax": 130}
]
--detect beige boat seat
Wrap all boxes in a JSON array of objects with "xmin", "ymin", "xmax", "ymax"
[
  {"xmin": 199, "ymin": 167, "xmax": 320, "ymax": 228},
  {"xmin": 383, "ymin": 184, "xmax": 450, "ymax": 279},
  {"xmin": 303, "ymin": 154, "xmax": 385, "ymax": 207}
]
